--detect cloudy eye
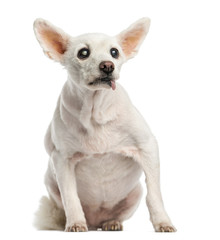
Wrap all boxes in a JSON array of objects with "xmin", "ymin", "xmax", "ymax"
[
  {"xmin": 110, "ymin": 48, "xmax": 119, "ymax": 59},
  {"xmin": 77, "ymin": 48, "xmax": 90, "ymax": 59}
]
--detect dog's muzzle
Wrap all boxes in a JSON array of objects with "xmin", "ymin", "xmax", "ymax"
[
  {"xmin": 99, "ymin": 61, "xmax": 115, "ymax": 74},
  {"xmin": 88, "ymin": 61, "xmax": 116, "ymax": 90},
  {"xmin": 89, "ymin": 76, "xmax": 116, "ymax": 90}
]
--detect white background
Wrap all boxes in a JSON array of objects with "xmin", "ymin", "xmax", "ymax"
[{"xmin": 0, "ymin": 0, "xmax": 220, "ymax": 239}]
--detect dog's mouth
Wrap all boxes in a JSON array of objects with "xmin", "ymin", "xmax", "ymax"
[{"xmin": 88, "ymin": 76, "xmax": 116, "ymax": 90}]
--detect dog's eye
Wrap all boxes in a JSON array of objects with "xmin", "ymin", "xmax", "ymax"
[
  {"xmin": 110, "ymin": 48, "xmax": 119, "ymax": 59},
  {"xmin": 77, "ymin": 48, "xmax": 90, "ymax": 59}
]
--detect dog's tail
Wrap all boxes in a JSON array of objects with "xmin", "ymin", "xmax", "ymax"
[{"xmin": 34, "ymin": 196, "xmax": 66, "ymax": 230}]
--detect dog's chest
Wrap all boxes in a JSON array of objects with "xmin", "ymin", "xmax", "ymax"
[
  {"xmin": 79, "ymin": 124, "xmax": 121, "ymax": 154},
  {"xmin": 59, "ymin": 86, "xmax": 131, "ymax": 155}
]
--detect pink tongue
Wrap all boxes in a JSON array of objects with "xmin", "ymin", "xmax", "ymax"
[{"xmin": 111, "ymin": 80, "xmax": 116, "ymax": 90}]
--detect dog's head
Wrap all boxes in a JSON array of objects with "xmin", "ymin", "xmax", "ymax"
[{"xmin": 34, "ymin": 18, "xmax": 150, "ymax": 91}]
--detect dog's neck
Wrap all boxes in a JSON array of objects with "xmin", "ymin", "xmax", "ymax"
[{"xmin": 60, "ymin": 77, "xmax": 119, "ymax": 133}]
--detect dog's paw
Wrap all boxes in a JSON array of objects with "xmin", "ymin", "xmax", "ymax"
[
  {"xmin": 65, "ymin": 222, "xmax": 88, "ymax": 232},
  {"xmin": 102, "ymin": 220, "xmax": 123, "ymax": 231},
  {"xmin": 155, "ymin": 223, "xmax": 176, "ymax": 232}
]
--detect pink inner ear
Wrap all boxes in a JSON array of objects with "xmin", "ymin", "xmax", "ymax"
[
  {"xmin": 40, "ymin": 28, "xmax": 67, "ymax": 55},
  {"xmin": 121, "ymin": 29, "xmax": 144, "ymax": 56}
]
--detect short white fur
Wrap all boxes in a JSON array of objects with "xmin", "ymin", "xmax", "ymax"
[{"xmin": 33, "ymin": 17, "xmax": 176, "ymax": 232}]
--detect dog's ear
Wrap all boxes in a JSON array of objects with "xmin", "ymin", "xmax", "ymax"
[
  {"xmin": 33, "ymin": 19, "xmax": 69, "ymax": 62},
  {"xmin": 116, "ymin": 18, "xmax": 150, "ymax": 59}
]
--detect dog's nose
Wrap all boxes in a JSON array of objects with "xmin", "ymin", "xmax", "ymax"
[{"xmin": 99, "ymin": 61, "xmax": 115, "ymax": 74}]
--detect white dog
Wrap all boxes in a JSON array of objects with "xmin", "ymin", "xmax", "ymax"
[{"xmin": 33, "ymin": 17, "xmax": 176, "ymax": 232}]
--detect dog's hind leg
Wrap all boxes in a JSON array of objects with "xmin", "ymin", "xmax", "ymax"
[
  {"xmin": 101, "ymin": 183, "xmax": 143, "ymax": 231},
  {"xmin": 34, "ymin": 162, "xmax": 66, "ymax": 230}
]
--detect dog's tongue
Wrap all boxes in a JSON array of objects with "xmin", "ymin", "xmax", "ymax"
[{"xmin": 111, "ymin": 80, "xmax": 116, "ymax": 90}]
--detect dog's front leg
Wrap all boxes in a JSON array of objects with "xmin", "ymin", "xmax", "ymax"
[
  {"xmin": 51, "ymin": 150, "xmax": 87, "ymax": 232},
  {"xmin": 133, "ymin": 138, "xmax": 176, "ymax": 232},
  {"xmin": 143, "ymin": 141, "xmax": 176, "ymax": 232}
]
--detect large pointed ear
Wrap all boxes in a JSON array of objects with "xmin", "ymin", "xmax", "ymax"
[
  {"xmin": 116, "ymin": 18, "xmax": 151, "ymax": 59},
  {"xmin": 33, "ymin": 19, "xmax": 69, "ymax": 62}
]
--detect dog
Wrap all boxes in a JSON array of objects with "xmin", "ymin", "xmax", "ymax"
[{"xmin": 33, "ymin": 17, "xmax": 176, "ymax": 232}]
